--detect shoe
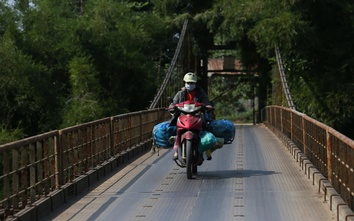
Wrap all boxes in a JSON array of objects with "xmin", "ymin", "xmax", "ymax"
[
  {"xmin": 150, "ymin": 146, "xmax": 156, "ymax": 154},
  {"xmin": 204, "ymin": 150, "xmax": 212, "ymax": 160},
  {"xmin": 172, "ymin": 151, "xmax": 178, "ymax": 160}
]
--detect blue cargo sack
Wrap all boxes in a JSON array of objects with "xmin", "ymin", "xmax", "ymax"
[
  {"xmin": 152, "ymin": 121, "xmax": 176, "ymax": 148},
  {"xmin": 198, "ymin": 131, "xmax": 217, "ymax": 153},
  {"xmin": 207, "ymin": 120, "xmax": 235, "ymax": 144}
]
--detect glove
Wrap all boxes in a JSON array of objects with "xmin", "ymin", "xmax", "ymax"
[
  {"xmin": 168, "ymin": 105, "xmax": 176, "ymax": 112},
  {"xmin": 205, "ymin": 105, "xmax": 214, "ymax": 111}
]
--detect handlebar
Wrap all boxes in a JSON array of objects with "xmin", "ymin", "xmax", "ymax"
[{"xmin": 166, "ymin": 102, "xmax": 214, "ymax": 114}]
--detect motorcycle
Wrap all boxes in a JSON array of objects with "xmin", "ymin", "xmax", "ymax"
[{"xmin": 169, "ymin": 100, "xmax": 211, "ymax": 179}]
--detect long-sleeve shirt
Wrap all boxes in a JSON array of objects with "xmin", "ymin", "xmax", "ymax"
[{"xmin": 171, "ymin": 86, "xmax": 210, "ymax": 106}]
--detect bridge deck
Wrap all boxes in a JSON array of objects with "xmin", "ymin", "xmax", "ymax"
[{"xmin": 42, "ymin": 125, "xmax": 336, "ymax": 221}]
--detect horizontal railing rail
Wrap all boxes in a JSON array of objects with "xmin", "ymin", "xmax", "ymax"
[
  {"xmin": 0, "ymin": 108, "xmax": 169, "ymax": 218},
  {"xmin": 262, "ymin": 105, "xmax": 354, "ymax": 211}
]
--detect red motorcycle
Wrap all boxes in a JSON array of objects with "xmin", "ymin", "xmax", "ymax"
[{"xmin": 170, "ymin": 100, "xmax": 210, "ymax": 179}]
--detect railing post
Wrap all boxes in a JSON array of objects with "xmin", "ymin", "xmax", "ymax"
[
  {"xmin": 110, "ymin": 117, "xmax": 114, "ymax": 157},
  {"xmin": 272, "ymin": 107, "xmax": 275, "ymax": 128},
  {"xmin": 54, "ymin": 135, "xmax": 60, "ymax": 188},
  {"xmin": 302, "ymin": 116, "xmax": 307, "ymax": 155},
  {"xmin": 261, "ymin": 107, "xmax": 265, "ymax": 122},
  {"xmin": 21, "ymin": 146, "xmax": 28, "ymax": 206},
  {"xmin": 58, "ymin": 131, "xmax": 64, "ymax": 186},
  {"xmin": 139, "ymin": 111, "xmax": 143, "ymax": 143},
  {"xmin": 29, "ymin": 144, "xmax": 36, "ymax": 202},
  {"xmin": 12, "ymin": 148, "xmax": 19, "ymax": 210},
  {"xmin": 326, "ymin": 130, "xmax": 332, "ymax": 182},
  {"xmin": 37, "ymin": 141, "xmax": 44, "ymax": 196},
  {"xmin": 281, "ymin": 108, "xmax": 283, "ymax": 133},
  {"xmin": 3, "ymin": 151, "xmax": 10, "ymax": 214},
  {"xmin": 269, "ymin": 107, "xmax": 277, "ymax": 127},
  {"xmin": 290, "ymin": 111, "xmax": 293, "ymax": 141}
]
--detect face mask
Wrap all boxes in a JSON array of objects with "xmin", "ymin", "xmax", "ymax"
[{"xmin": 185, "ymin": 83, "xmax": 196, "ymax": 91}]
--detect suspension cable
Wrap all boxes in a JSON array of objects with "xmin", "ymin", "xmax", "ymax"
[
  {"xmin": 275, "ymin": 46, "xmax": 296, "ymax": 110},
  {"xmin": 149, "ymin": 20, "xmax": 189, "ymax": 109}
]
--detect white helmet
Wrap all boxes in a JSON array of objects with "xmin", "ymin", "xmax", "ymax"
[{"xmin": 183, "ymin": 72, "xmax": 197, "ymax": 83}]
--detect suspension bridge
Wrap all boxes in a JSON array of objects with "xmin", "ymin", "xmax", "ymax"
[{"xmin": 1, "ymin": 20, "xmax": 353, "ymax": 221}]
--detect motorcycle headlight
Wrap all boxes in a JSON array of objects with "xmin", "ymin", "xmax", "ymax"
[{"xmin": 179, "ymin": 103, "xmax": 201, "ymax": 113}]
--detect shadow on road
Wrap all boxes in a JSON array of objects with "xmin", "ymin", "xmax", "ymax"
[{"xmin": 196, "ymin": 169, "xmax": 279, "ymax": 179}]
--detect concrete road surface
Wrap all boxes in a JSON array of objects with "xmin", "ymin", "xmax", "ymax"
[{"xmin": 42, "ymin": 125, "xmax": 336, "ymax": 221}]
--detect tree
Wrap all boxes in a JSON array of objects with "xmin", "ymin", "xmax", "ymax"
[
  {"xmin": 61, "ymin": 56, "xmax": 103, "ymax": 127},
  {"xmin": 0, "ymin": 34, "xmax": 52, "ymax": 139},
  {"xmin": 0, "ymin": 0, "xmax": 169, "ymax": 138},
  {"xmin": 79, "ymin": 0, "xmax": 168, "ymax": 114},
  {"xmin": 213, "ymin": 0, "xmax": 354, "ymax": 137}
]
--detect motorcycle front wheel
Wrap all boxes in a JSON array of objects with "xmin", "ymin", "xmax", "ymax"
[{"xmin": 185, "ymin": 139, "xmax": 194, "ymax": 179}]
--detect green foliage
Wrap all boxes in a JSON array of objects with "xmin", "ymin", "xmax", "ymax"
[
  {"xmin": 217, "ymin": 111, "xmax": 253, "ymax": 123},
  {"xmin": 0, "ymin": 0, "xmax": 168, "ymax": 140},
  {"xmin": 248, "ymin": 11, "xmax": 306, "ymax": 56},
  {"xmin": 79, "ymin": 0, "xmax": 167, "ymax": 113},
  {"xmin": 211, "ymin": 0, "xmax": 354, "ymax": 138},
  {"xmin": 153, "ymin": 0, "xmax": 213, "ymax": 17},
  {"xmin": 281, "ymin": 1, "xmax": 354, "ymax": 137},
  {"xmin": 1, "ymin": 0, "xmax": 354, "ymax": 141},
  {"xmin": 61, "ymin": 56, "xmax": 103, "ymax": 128},
  {"xmin": 0, "ymin": 2, "xmax": 19, "ymax": 37},
  {"xmin": 0, "ymin": 33, "xmax": 53, "ymax": 136},
  {"xmin": 209, "ymin": 75, "xmax": 254, "ymax": 122},
  {"xmin": 154, "ymin": 0, "xmax": 215, "ymax": 56},
  {"xmin": 0, "ymin": 126, "xmax": 24, "ymax": 145}
]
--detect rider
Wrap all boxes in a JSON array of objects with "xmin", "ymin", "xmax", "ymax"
[{"xmin": 169, "ymin": 72, "xmax": 212, "ymax": 160}]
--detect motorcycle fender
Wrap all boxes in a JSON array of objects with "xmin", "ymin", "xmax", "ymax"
[{"xmin": 181, "ymin": 131, "xmax": 195, "ymax": 142}]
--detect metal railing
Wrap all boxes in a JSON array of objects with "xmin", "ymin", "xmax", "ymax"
[
  {"xmin": 262, "ymin": 105, "xmax": 354, "ymax": 210},
  {"xmin": 0, "ymin": 108, "xmax": 169, "ymax": 218}
]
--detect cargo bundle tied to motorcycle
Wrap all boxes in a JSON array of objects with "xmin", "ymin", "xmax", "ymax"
[
  {"xmin": 152, "ymin": 121, "xmax": 176, "ymax": 147},
  {"xmin": 198, "ymin": 131, "xmax": 217, "ymax": 152},
  {"xmin": 207, "ymin": 119, "xmax": 235, "ymax": 143}
]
